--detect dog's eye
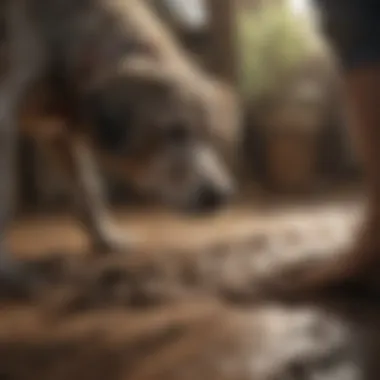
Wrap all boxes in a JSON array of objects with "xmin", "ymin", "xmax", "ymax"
[
  {"xmin": 86, "ymin": 95, "xmax": 133, "ymax": 152},
  {"xmin": 164, "ymin": 124, "xmax": 189, "ymax": 144}
]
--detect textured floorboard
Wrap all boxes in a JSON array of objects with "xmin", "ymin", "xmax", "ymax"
[{"xmin": 1, "ymin": 200, "xmax": 379, "ymax": 380}]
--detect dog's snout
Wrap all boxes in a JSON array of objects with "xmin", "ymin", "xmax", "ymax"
[
  {"xmin": 198, "ymin": 187, "xmax": 223, "ymax": 211},
  {"xmin": 194, "ymin": 184, "xmax": 234, "ymax": 213}
]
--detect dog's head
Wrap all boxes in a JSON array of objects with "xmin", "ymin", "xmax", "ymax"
[{"xmin": 83, "ymin": 58, "xmax": 237, "ymax": 213}]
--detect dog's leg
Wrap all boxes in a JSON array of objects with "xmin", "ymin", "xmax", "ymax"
[
  {"xmin": 0, "ymin": 1, "xmax": 45, "ymax": 296},
  {"xmin": 41, "ymin": 132, "xmax": 129, "ymax": 254},
  {"xmin": 0, "ymin": 74, "xmax": 45, "ymax": 297},
  {"xmin": 0, "ymin": 84, "xmax": 36, "ymax": 296}
]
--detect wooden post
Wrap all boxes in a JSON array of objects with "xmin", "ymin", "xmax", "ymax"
[{"xmin": 207, "ymin": 0, "xmax": 238, "ymax": 86}]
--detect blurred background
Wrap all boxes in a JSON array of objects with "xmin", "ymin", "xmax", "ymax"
[
  {"xmin": 3, "ymin": 3, "xmax": 373, "ymax": 377},
  {"xmin": 15, "ymin": 0, "xmax": 363, "ymax": 218}
]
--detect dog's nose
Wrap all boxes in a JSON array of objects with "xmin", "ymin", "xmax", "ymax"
[{"xmin": 194, "ymin": 184, "xmax": 234, "ymax": 213}]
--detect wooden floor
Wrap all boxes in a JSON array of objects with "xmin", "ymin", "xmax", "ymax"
[
  {"xmin": 9, "ymin": 196, "xmax": 363, "ymax": 258},
  {"xmin": 1, "ymin": 195, "xmax": 379, "ymax": 380}
]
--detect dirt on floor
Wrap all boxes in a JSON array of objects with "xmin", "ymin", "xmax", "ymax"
[{"xmin": 2, "ymin": 199, "xmax": 380, "ymax": 380}]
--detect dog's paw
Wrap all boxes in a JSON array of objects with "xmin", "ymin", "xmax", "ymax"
[
  {"xmin": 0, "ymin": 256, "xmax": 42, "ymax": 300},
  {"xmin": 91, "ymin": 232, "xmax": 134, "ymax": 255}
]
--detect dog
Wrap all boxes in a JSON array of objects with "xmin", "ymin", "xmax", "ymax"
[{"xmin": 0, "ymin": 0, "xmax": 239, "ymax": 289}]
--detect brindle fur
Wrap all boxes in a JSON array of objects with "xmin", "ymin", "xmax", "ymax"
[{"xmin": 0, "ymin": 0, "xmax": 239, "ymax": 281}]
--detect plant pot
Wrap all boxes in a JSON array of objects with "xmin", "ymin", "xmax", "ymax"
[{"xmin": 265, "ymin": 130, "xmax": 318, "ymax": 194}]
